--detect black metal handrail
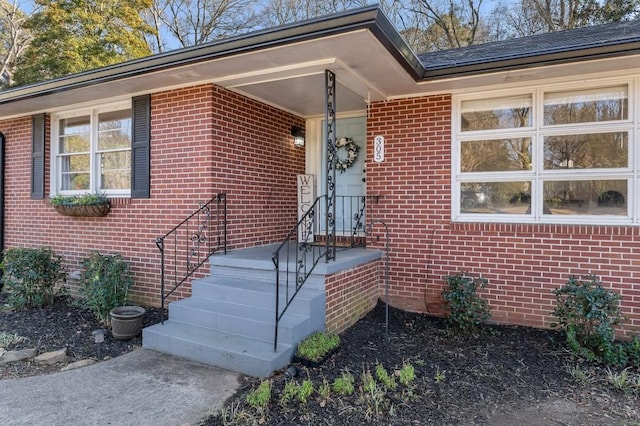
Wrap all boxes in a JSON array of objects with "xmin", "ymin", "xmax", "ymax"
[
  {"xmin": 272, "ymin": 194, "xmax": 371, "ymax": 351},
  {"xmin": 156, "ymin": 194, "xmax": 227, "ymax": 323}
]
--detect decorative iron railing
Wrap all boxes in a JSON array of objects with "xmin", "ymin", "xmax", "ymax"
[
  {"xmin": 156, "ymin": 194, "xmax": 227, "ymax": 323},
  {"xmin": 272, "ymin": 194, "xmax": 374, "ymax": 351}
]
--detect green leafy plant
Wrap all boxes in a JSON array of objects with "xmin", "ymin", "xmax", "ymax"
[
  {"xmin": 623, "ymin": 335, "xmax": 640, "ymax": 368},
  {"xmin": 1, "ymin": 247, "xmax": 66, "ymax": 309},
  {"xmin": 442, "ymin": 273, "xmax": 491, "ymax": 334},
  {"xmin": 398, "ymin": 362, "xmax": 415, "ymax": 386},
  {"xmin": 0, "ymin": 332, "xmax": 26, "ymax": 348},
  {"xmin": 280, "ymin": 380, "xmax": 298, "ymax": 406},
  {"xmin": 567, "ymin": 365, "xmax": 595, "ymax": 386},
  {"xmin": 246, "ymin": 380, "xmax": 271, "ymax": 411},
  {"xmin": 552, "ymin": 275, "xmax": 625, "ymax": 365},
  {"xmin": 606, "ymin": 367, "xmax": 633, "ymax": 392},
  {"xmin": 279, "ymin": 379, "xmax": 314, "ymax": 405},
  {"xmin": 318, "ymin": 379, "xmax": 331, "ymax": 405},
  {"xmin": 332, "ymin": 371, "xmax": 355, "ymax": 396},
  {"xmin": 76, "ymin": 251, "xmax": 134, "ymax": 326},
  {"xmin": 375, "ymin": 363, "xmax": 397, "ymax": 390},
  {"xmin": 434, "ymin": 368, "xmax": 446, "ymax": 384},
  {"xmin": 296, "ymin": 331, "xmax": 340, "ymax": 362},
  {"xmin": 50, "ymin": 192, "xmax": 109, "ymax": 206}
]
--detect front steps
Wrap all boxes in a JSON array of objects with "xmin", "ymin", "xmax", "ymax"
[{"xmin": 143, "ymin": 249, "xmax": 326, "ymax": 377}]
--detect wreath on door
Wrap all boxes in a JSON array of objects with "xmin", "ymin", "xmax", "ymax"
[{"xmin": 332, "ymin": 137, "xmax": 360, "ymax": 173}]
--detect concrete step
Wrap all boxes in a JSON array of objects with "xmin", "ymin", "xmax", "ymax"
[
  {"xmin": 143, "ymin": 321, "xmax": 294, "ymax": 377},
  {"xmin": 191, "ymin": 276, "xmax": 325, "ymax": 317},
  {"xmin": 208, "ymin": 264, "xmax": 325, "ymax": 292},
  {"xmin": 168, "ymin": 297, "xmax": 317, "ymax": 344}
]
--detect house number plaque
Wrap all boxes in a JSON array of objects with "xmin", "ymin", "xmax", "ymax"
[{"xmin": 374, "ymin": 135, "xmax": 384, "ymax": 163}]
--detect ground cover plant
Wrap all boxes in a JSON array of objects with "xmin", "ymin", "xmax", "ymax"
[{"xmin": 204, "ymin": 301, "xmax": 640, "ymax": 425}]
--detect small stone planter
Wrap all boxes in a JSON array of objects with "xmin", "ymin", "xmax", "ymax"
[{"xmin": 110, "ymin": 306, "xmax": 146, "ymax": 340}]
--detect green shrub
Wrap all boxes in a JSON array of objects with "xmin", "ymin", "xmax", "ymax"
[
  {"xmin": 552, "ymin": 275, "xmax": 625, "ymax": 366},
  {"xmin": 442, "ymin": 273, "xmax": 490, "ymax": 334},
  {"xmin": 1, "ymin": 247, "xmax": 66, "ymax": 309},
  {"xmin": 77, "ymin": 251, "xmax": 134, "ymax": 326},
  {"xmin": 624, "ymin": 335, "xmax": 640, "ymax": 368},
  {"xmin": 296, "ymin": 331, "xmax": 340, "ymax": 361}
]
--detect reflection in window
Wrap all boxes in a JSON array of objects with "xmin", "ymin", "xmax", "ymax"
[
  {"xmin": 461, "ymin": 95, "xmax": 531, "ymax": 131},
  {"xmin": 544, "ymin": 85, "xmax": 628, "ymax": 125},
  {"xmin": 544, "ymin": 132, "xmax": 628, "ymax": 170},
  {"xmin": 543, "ymin": 180, "xmax": 627, "ymax": 216},
  {"xmin": 461, "ymin": 182, "xmax": 531, "ymax": 214},
  {"xmin": 462, "ymin": 138, "xmax": 532, "ymax": 172}
]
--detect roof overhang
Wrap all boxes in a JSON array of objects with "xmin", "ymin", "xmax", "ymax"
[
  {"xmin": 1, "ymin": 7, "xmax": 639, "ymax": 120},
  {"xmin": 0, "ymin": 6, "xmax": 423, "ymax": 119}
]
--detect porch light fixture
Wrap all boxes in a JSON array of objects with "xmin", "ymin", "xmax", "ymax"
[{"xmin": 291, "ymin": 125, "xmax": 305, "ymax": 147}]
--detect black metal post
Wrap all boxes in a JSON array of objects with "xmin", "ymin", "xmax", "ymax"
[{"xmin": 325, "ymin": 70, "xmax": 336, "ymax": 262}]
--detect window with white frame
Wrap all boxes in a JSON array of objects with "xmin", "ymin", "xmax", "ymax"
[
  {"xmin": 52, "ymin": 102, "xmax": 132, "ymax": 196},
  {"xmin": 454, "ymin": 80, "xmax": 637, "ymax": 224}
]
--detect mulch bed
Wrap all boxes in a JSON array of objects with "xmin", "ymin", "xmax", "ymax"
[
  {"xmin": 203, "ymin": 301, "xmax": 639, "ymax": 425},
  {"xmin": 0, "ymin": 292, "xmax": 162, "ymax": 379},
  {"xmin": 1, "ymin": 293, "xmax": 638, "ymax": 424}
]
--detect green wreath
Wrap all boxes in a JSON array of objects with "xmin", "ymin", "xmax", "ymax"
[{"xmin": 333, "ymin": 137, "xmax": 360, "ymax": 173}]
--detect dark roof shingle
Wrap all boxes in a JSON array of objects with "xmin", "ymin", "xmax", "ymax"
[{"xmin": 419, "ymin": 19, "xmax": 640, "ymax": 77}]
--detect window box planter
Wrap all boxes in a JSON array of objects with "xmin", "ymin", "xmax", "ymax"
[
  {"xmin": 53, "ymin": 203, "xmax": 110, "ymax": 217},
  {"xmin": 50, "ymin": 193, "xmax": 110, "ymax": 217}
]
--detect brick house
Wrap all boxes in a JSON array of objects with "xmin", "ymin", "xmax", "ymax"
[{"xmin": 1, "ymin": 6, "xmax": 639, "ymax": 376}]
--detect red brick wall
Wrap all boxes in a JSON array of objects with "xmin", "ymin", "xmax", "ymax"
[
  {"xmin": 325, "ymin": 259, "xmax": 380, "ymax": 333},
  {"xmin": 0, "ymin": 83, "xmax": 304, "ymax": 306},
  {"xmin": 367, "ymin": 95, "xmax": 640, "ymax": 336}
]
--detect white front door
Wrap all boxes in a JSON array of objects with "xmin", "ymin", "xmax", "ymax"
[{"xmin": 320, "ymin": 116, "xmax": 366, "ymax": 235}]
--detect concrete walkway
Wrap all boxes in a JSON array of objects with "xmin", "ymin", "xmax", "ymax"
[{"xmin": 0, "ymin": 349, "xmax": 240, "ymax": 426}]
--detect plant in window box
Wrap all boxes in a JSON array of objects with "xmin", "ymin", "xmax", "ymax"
[
  {"xmin": 292, "ymin": 331, "xmax": 340, "ymax": 367},
  {"xmin": 50, "ymin": 192, "xmax": 110, "ymax": 217}
]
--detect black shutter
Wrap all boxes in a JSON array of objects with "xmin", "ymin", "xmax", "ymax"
[
  {"xmin": 131, "ymin": 94, "xmax": 150, "ymax": 199},
  {"xmin": 31, "ymin": 114, "xmax": 45, "ymax": 200}
]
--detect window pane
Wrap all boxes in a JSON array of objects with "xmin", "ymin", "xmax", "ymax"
[
  {"xmin": 461, "ymin": 138, "xmax": 532, "ymax": 172},
  {"xmin": 544, "ymin": 85, "xmax": 628, "ymax": 125},
  {"xmin": 461, "ymin": 182, "xmax": 531, "ymax": 214},
  {"xmin": 543, "ymin": 180, "xmax": 627, "ymax": 216},
  {"xmin": 60, "ymin": 116, "xmax": 90, "ymax": 153},
  {"xmin": 544, "ymin": 132, "xmax": 628, "ymax": 170},
  {"xmin": 59, "ymin": 153, "xmax": 89, "ymax": 190},
  {"xmin": 98, "ymin": 109, "xmax": 131, "ymax": 151},
  {"xmin": 60, "ymin": 116, "xmax": 90, "ymax": 135},
  {"xmin": 461, "ymin": 95, "xmax": 532, "ymax": 131},
  {"xmin": 100, "ymin": 151, "xmax": 131, "ymax": 190}
]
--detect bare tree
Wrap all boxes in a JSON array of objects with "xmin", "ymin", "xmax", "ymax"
[
  {"xmin": 143, "ymin": 0, "xmax": 170, "ymax": 53},
  {"xmin": 161, "ymin": 0, "xmax": 258, "ymax": 48},
  {"xmin": 0, "ymin": 0, "xmax": 32, "ymax": 88},
  {"xmin": 412, "ymin": 0, "xmax": 486, "ymax": 49},
  {"xmin": 257, "ymin": 0, "xmax": 370, "ymax": 27}
]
